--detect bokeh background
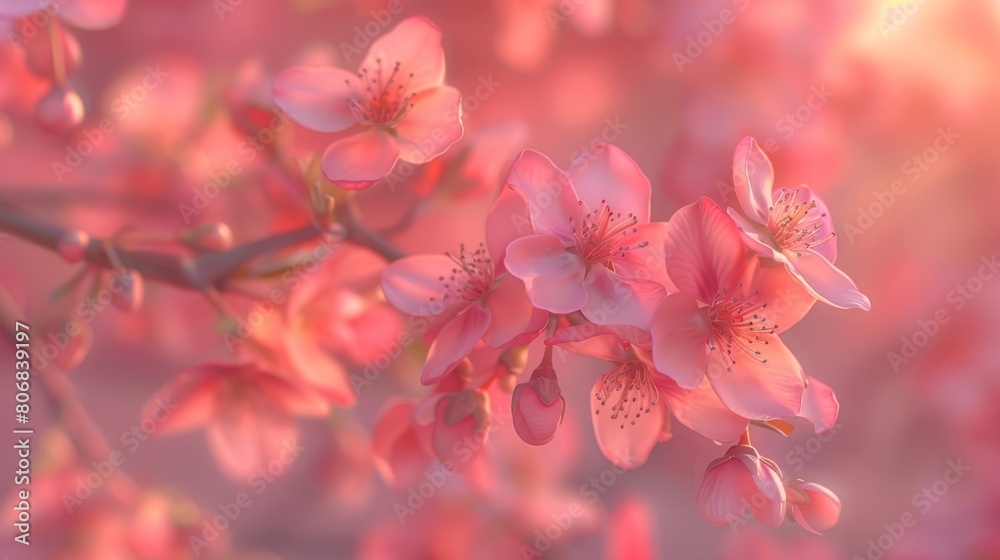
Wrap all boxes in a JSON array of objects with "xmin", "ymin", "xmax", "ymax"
[{"xmin": 1, "ymin": 0, "xmax": 999, "ymax": 558}]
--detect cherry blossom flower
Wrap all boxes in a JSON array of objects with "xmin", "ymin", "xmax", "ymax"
[
  {"xmin": 549, "ymin": 323, "xmax": 748, "ymax": 468},
  {"xmin": 142, "ymin": 362, "xmax": 328, "ymax": 479},
  {"xmin": 273, "ymin": 17, "xmax": 463, "ymax": 189},
  {"xmin": 381, "ymin": 240, "xmax": 547, "ymax": 385},
  {"xmin": 728, "ymin": 136, "xmax": 871, "ymax": 310},
  {"xmin": 502, "ymin": 145, "xmax": 672, "ymax": 329},
  {"xmin": 784, "ymin": 479, "xmax": 842, "ymax": 535},
  {"xmin": 651, "ymin": 198, "xmax": 810, "ymax": 420},
  {"xmin": 698, "ymin": 443, "xmax": 786, "ymax": 528}
]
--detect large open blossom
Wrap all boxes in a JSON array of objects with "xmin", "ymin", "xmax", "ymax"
[
  {"xmin": 502, "ymin": 145, "xmax": 672, "ymax": 329},
  {"xmin": 651, "ymin": 198, "xmax": 811, "ymax": 419},
  {"xmin": 728, "ymin": 137, "xmax": 870, "ymax": 310},
  {"xmin": 273, "ymin": 17, "xmax": 463, "ymax": 189}
]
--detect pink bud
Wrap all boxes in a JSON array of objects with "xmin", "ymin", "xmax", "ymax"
[
  {"xmin": 23, "ymin": 22, "xmax": 82, "ymax": 80},
  {"xmin": 512, "ymin": 367, "xmax": 565, "ymax": 446},
  {"xmin": 431, "ymin": 389, "xmax": 491, "ymax": 468},
  {"xmin": 57, "ymin": 230, "xmax": 90, "ymax": 263},
  {"xmin": 697, "ymin": 445, "xmax": 786, "ymax": 528},
  {"xmin": 112, "ymin": 269, "xmax": 144, "ymax": 312},
  {"xmin": 34, "ymin": 86, "xmax": 85, "ymax": 135},
  {"xmin": 179, "ymin": 223, "xmax": 233, "ymax": 251},
  {"xmin": 785, "ymin": 479, "xmax": 842, "ymax": 535}
]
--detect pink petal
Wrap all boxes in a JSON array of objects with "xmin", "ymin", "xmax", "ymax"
[
  {"xmin": 665, "ymin": 198, "xmax": 747, "ymax": 304},
  {"xmin": 141, "ymin": 363, "xmax": 225, "ymax": 435},
  {"xmin": 706, "ymin": 335, "xmax": 805, "ymax": 420},
  {"xmin": 784, "ymin": 249, "xmax": 871, "ymax": 310},
  {"xmin": 381, "ymin": 254, "xmax": 462, "ymax": 316},
  {"xmin": 744, "ymin": 260, "xmax": 816, "ymax": 334},
  {"xmin": 422, "ymin": 305, "xmax": 491, "ymax": 385},
  {"xmin": 590, "ymin": 372, "xmax": 665, "ymax": 469},
  {"xmin": 567, "ymin": 144, "xmax": 651, "ymax": 220},
  {"xmin": 512, "ymin": 379, "xmax": 565, "ymax": 445},
  {"xmin": 614, "ymin": 221, "xmax": 675, "ymax": 292},
  {"xmin": 272, "ymin": 66, "xmax": 358, "ymax": 133},
  {"xmin": 371, "ymin": 400, "xmax": 433, "ymax": 489},
  {"xmin": 772, "ymin": 186, "xmax": 839, "ymax": 263},
  {"xmin": 206, "ymin": 405, "xmax": 298, "ymax": 480},
  {"xmin": 360, "ymin": 17, "xmax": 445, "ymax": 94},
  {"xmin": 59, "ymin": 0, "xmax": 127, "ymax": 29},
  {"xmin": 582, "ymin": 265, "xmax": 667, "ymax": 329},
  {"xmin": 321, "ymin": 128, "xmax": 400, "ymax": 190},
  {"xmin": 727, "ymin": 208, "xmax": 783, "ymax": 259},
  {"xmin": 791, "ymin": 482, "xmax": 842, "ymax": 534},
  {"xmin": 505, "ymin": 234, "xmax": 588, "ymax": 313},
  {"xmin": 282, "ymin": 332, "xmax": 355, "ymax": 406},
  {"xmin": 655, "ymin": 376, "xmax": 748, "ymax": 443},
  {"xmin": 697, "ymin": 457, "xmax": 763, "ymax": 527},
  {"xmin": 482, "ymin": 273, "xmax": 547, "ymax": 348},
  {"xmin": 733, "ymin": 137, "xmax": 774, "ymax": 223},
  {"xmin": 486, "ymin": 187, "xmax": 532, "ymax": 276},
  {"xmin": 0, "ymin": 0, "xmax": 50, "ymax": 18},
  {"xmin": 799, "ymin": 376, "xmax": 839, "ymax": 434},
  {"xmin": 395, "ymin": 86, "xmax": 463, "ymax": 164},
  {"xmin": 505, "ymin": 150, "xmax": 581, "ymax": 245},
  {"xmin": 546, "ymin": 323, "xmax": 650, "ymax": 362},
  {"xmin": 650, "ymin": 293, "xmax": 710, "ymax": 389}
]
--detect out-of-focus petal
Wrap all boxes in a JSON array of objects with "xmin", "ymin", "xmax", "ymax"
[{"xmin": 59, "ymin": 0, "xmax": 127, "ymax": 30}]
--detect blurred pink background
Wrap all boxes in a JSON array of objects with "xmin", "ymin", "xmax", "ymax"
[{"xmin": 1, "ymin": 0, "xmax": 999, "ymax": 558}]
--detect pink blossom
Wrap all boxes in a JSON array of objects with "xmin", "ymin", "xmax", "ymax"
[
  {"xmin": 371, "ymin": 399, "xmax": 433, "ymax": 489},
  {"xmin": 697, "ymin": 443, "xmax": 786, "ymax": 528},
  {"xmin": 549, "ymin": 323, "xmax": 748, "ymax": 468},
  {"xmin": 511, "ymin": 362, "xmax": 566, "ymax": 446},
  {"xmin": 273, "ymin": 17, "xmax": 463, "ymax": 189},
  {"xmin": 381, "ymin": 241, "xmax": 547, "ymax": 385},
  {"xmin": 502, "ymin": 146, "xmax": 672, "ymax": 329},
  {"xmin": 651, "ymin": 198, "xmax": 809, "ymax": 420},
  {"xmin": 728, "ymin": 136, "xmax": 871, "ymax": 310},
  {"xmin": 784, "ymin": 479, "xmax": 842, "ymax": 535}
]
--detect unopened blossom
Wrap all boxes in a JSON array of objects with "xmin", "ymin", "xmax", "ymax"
[
  {"xmin": 784, "ymin": 479, "xmax": 842, "ymax": 535},
  {"xmin": 698, "ymin": 443, "xmax": 786, "ymax": 528},
  {"xmin": 511, "ymin": 355, "xmax": 566, "ymax": 446}
]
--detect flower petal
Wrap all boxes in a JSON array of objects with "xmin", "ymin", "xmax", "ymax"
[
  {"xmin": 361, "ymin": 17, "xmax": 445, "ymax": 94},
  {"xmin": 784, "ymin": 249, "xmax": 871, "ymax": 311},
  {"xmin": 799, "ymin": 376, "xmax": 839, "ymax": 434},
  {"xmin": 381, "ymin": 254, "xmax": 462, "ymax": 316},
  {"xmin": 733, "ymin": 137, "xmax": 774, "ymax": 223},
  {"xmin": 321, "ymin": 128, "xmax": 400, "ymax": 190},
  {"xmin": 772, "ymin": 185, "xmax": 839, "ymax": 263},
  {"xmin": 273, "ymin": 66, "xmax": 358, "ymax": 133},
  {"xmin": 590, "ymin": 373, "xmax": 665, "ymax": 469},
  {"xmin": 665, "ymin": 198, "xmax": 746, "ymax": 304},
  {"xmin": 744, "ymin": 260, "xmax": 816, "ymax": 334},
  {"xmin": 422, "ymin": 305, "xmax": 491, "ymax": 385},
  {"xmin": 371, "ymin": 399, "xmax": 433, "ymax": 489},
  {"xmin": 505, "ymin": 234, "xmax": 588, "ymax": 313},
  {"xmin": 547, "ymin": 323, "xmax": 650, "ymax": 362},
  {"xmin": 59, "ymin": 0, "xmax": 127, "ymax": 29},
  {"xmin": 791, "ymin": 482, "xmax": 842, "ymax": 535},
  {"xmin": 706, "ymin": 335, "xmax": 805, "ymax": 420},
  {"xmin": 395, "ymin": 86, "xmax": 464, "ymax": 164},
  {"xmin": 482, "ymin": 273, "xmax": 547, "ymax": 348},
  {"xmin": 655, "ymin": 375, "xmax": 748, "ymax": 443},
  {"xmin": 567, "ymin": 144, "xmax": 650, "ymax": 221},
  {"xmin": 614, "ymin": 221, "xmax": 675, "ymax": 292},
  {"xmin": 582, "ymin": 265, "xmax": 667, "ymax": 329},
  {"xmin": 650, "ymin": 293, "xmax": 710, "ymax": 389},
  {"xmin": 206, "ymin": 402, "xmax": 298, "ymax": 480},
  {"xmin": 486, "ymin": 187, "xmax": 533, "ymax": 276},
  {"xmin": 505, "ymin": 150, "xmax": 581, "ymax": 245}
]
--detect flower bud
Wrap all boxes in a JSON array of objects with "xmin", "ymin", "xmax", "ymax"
[
  {"xmin": 35, "ymin": 86, "xmax": 85, "ymax": 135},
  {"xmin": 784, "ymin": 479, "xmax": 841, "ymax": 535},
  {"xmin": 112, "ymin": 269, "xmax": 144, "ymax": 312},
  {"xmin": 57, "ymin": 230, "xmax": 90, "ymax": 263},
  {"xmin": 431, "ymin": 389, "xmax": 491, "ymax": 468},
  {"xmin": 697, "ymin": 444, "xmax": 786, "ymax": 528},
  {"xmin": 512, "ymin": 366, "xmax": 565, "ymax": 446}
]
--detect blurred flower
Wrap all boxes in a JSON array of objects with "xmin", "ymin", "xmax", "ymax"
[
  {"xmin": 0, "ymin": 0, "xmax": 127, "ymax": 30},
  {"xmin": 273, "ymin": 17, "xmax": 464, "ymax": 189}
]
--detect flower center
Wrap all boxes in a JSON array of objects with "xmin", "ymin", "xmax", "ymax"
[
  {"xmin": 766, "ymin": 187, "xmax": 835, "ymax": 256},
  {"xmin": 593, "ymin": 361, "xmax": 659, "ymax": 430},
  {"xmin": 345, "ymin": 58, "xmax": 416, "ymax": 128},
  {"xmin": 708, "ymin": 284, "xmax": 776, "ymax": 372},
  {"xmin": 432, "ymin": 243, "xmax": 494, "ymax": 304},
  {"xmin": 570, "ymin": 199, "xmax": 646, "ymax": 266}
]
